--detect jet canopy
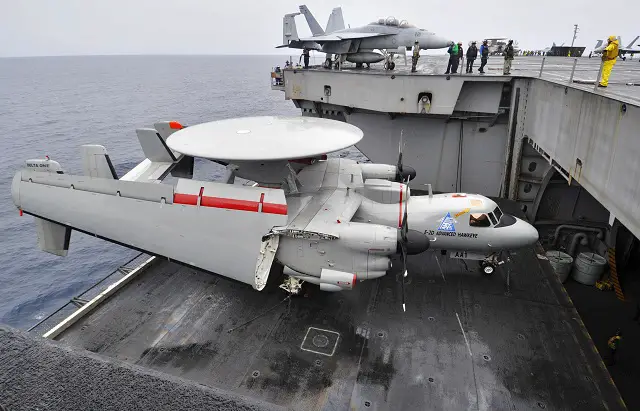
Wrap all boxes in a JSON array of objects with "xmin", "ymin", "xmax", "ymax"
[{"xmin": 368, "ymin": 17, "xmax": 415, "ymax": 28}]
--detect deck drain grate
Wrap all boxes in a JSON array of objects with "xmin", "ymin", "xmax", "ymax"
[{"xmin": 251, "ymin": 370, "xmax": 260, "ymax": 378}]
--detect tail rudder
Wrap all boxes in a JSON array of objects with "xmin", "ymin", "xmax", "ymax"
[
  {"xmin": 283, "ymin": 12, "xmax": 301, "ymax": 45},
  {"xmin": 325, "ymin": 7, "xmax": 345, "ymax": 33},
  {"xmin": 626, "ymin": 35, "xmax": 639, "ymax": 48},
  {"xmin": 299, "ymin": 5, "xmax": 324, "ymax": 36}
]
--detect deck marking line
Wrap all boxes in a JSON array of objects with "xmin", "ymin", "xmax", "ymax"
[
  {"xmin": 434, "ymin": 254, "xmax": 446, "ymax": 283},
  {"xmin": 456, "ymin": 312, "xmax": 472, "ymax": 357}
]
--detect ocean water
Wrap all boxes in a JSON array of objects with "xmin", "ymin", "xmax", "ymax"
[{"xmin": 0, "ymin": 55, "xmax": 366, "ymax": 329}]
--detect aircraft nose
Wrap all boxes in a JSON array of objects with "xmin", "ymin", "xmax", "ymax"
[
  {"xmin": 427, "ymin": 35, "xmax": 454, "ymax": 49},
  {"xmin": 514, "ymin": 217, "xmax": 539, "ymax": 247}
]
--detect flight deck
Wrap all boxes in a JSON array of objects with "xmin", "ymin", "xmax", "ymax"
[
  {"xmin": 25, "ymin": 199, "xmax": 626, "ymax": 411},
  {"xmin": 275, "ymin": 56, "xmax": 640, "ymax": 105}
]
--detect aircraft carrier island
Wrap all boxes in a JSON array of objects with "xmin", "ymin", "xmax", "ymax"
[{"xmin": 2, "ymin": 58, "xmax": 640, "ymax": 411}]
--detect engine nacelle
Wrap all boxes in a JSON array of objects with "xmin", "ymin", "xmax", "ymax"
[
  {"xmin": 359, "ymin": 163, "xmax": 396, "ymax": 180},
  {"xmin": 276, "ymin": 222, "xmax": 396, "ymax": 282},
  {"xmin": 345, "ymin": 51, "xmax": 385, "ymax": 64},
  {"xmin": 334, "ymin": 222, "xmax": 397, "ymax": 254},
  {"xmin": 358, "ymin": 179, "xmax": 410, "ymax": 204}
]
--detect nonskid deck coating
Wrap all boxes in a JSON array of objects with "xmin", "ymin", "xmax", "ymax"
[{"xmin": 54, "ymin": 200, "xmax": 625, "ymax": 410}]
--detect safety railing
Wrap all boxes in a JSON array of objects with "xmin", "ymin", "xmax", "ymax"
[
  {"xmin": 27, "ymin": 252, "xmax": 152, "ymax": 336},
  {"xmin": 535, "ymin": 56, "xmax": 640, "ymax": 91}
]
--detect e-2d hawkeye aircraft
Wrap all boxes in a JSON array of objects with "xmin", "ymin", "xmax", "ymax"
[
  {"xmin": 11, "ymin": 117, "xmax": 538, "ymax": 311},
  {"xmin": 279, "ymin": 6, "xmax": 453, "ymax": 69}
]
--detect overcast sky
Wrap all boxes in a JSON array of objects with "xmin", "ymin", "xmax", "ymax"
[{"xmin": 1, "ymin": 0, "xmax": 638, "ymax": 57}]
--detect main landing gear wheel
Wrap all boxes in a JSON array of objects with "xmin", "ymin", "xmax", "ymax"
[
  {"xmin": 480, "ymin": 261, "xmax": 496, "ymax": 275},
  {"xmin": 384, "ymin": 61, "xmax": 396, "ymax": 70}
]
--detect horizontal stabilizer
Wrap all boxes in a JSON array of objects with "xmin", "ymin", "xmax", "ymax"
[
  {"xmin": 35, "ymin": 218, "xmax": 71, "ymax": 256},
  {"xmin": 81, "ymin": 145, "xmax": 117, "ymax": 179},
  {"xmin": 136, "ymin": 128, "xmax": 177, "ymax": 163}
]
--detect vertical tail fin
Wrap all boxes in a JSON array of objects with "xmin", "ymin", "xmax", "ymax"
[
  {"xmin": 594, "ymin": 39, "xmax": 603, "ymax": 50},
  {"xmin": 35, "ymin": 219, "xmax": 71, "ymax": 256},
  {"xmin": 325, "ymin": 7, "xmax": 345, "ymax": 34},
  {"xmin": 626, "ymin": 35, "xmax": 639, "ymax": 48},
  {"xmin": 298, "ymin": 5, "xmax": 324, "ymax": 36},
  {"xmin": 81, "ymin": 145, "xmax": 118, "ymax": 179},
  {"xmin": 618, "ymin": 36, "xmax": 622, "ymax": 46},
  {"xmin": 283, "ymin": 12, "xmax": 301, "ymax": 45}
]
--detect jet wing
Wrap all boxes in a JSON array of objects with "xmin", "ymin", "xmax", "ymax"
[
  {"xmin": 285, "ymin": 158, "xmax": 364, "ymax": 237},
  {"xmin": 301, "ymin": 32, "xmax": 388, "ymax": 42}
]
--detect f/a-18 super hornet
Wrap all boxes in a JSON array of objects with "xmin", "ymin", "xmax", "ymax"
[
  {"xmin": 278, "ymin": 5, "xmax": 453, "ymax": 69},
  {"xmin": 593, "ymin": 36, "xmax": 640, "ymax": 58},
  {"xmin": 12, "ymin": 117, "xmax": 537, "ymax": 311}
]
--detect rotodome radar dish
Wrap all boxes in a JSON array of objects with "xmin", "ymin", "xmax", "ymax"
[{"xmin": 166, "ymin": 116, "xmax": 364, "ymax": 161}]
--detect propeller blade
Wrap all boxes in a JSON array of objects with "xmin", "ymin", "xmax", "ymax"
[
  {"xmin": 395, "ymin": 130, "xmax": 404, "ymax": 182},
  {"xmin": 400, "ymin": 241, "xmax": 408, "ymax": 312},
  {"xmin": 401, "ymin": 200, "xmax": 408, "ymax": 243}
]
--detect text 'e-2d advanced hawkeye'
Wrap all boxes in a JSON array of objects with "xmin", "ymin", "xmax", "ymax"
[{"xmin": 11, "ymin": 117, "xmax": 538, "ymax": 311}]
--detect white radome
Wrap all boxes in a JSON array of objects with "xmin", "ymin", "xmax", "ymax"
[{"xmin": 166, "ymin": 116, "xmax": 364, "ymax": 161}]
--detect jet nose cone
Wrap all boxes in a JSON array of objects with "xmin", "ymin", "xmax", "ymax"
[
  {"xmin": 515, "ymin": 217, "xmax": 539, "ymax": 247},
  {"xmin": 427, "ymin": 35, "xmax": 454, "ymax": 49}
]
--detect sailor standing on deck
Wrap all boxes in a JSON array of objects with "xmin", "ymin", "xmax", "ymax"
[
  {"xmin": 606, "ymin": 329, "xmax": 622, "ymax": 365},
  {"xmin": 457, "ymin": 42, "xmax": 464, "ymax": 71},
  {"xmin": 299, "ymin": 48, "xmax": 310, "ymax": 69},
  {"xmin": 599, "ymin": 36, "xmax": 619, "ymax": 88},
  {"xmin": 466, "ymin": 41, "xmax": 478, "ymax": 73},
  {"xmin": 478, "ymin": 40, "xmax": 489, "ymax": 73},
  {"xmin": 503, "ymin": 40, "xmax": 515, "ymax": 75},
  {"xmin": 411, "ymin": 40, "xmax": 420, "ymax": 72},
  {"xmin": 445, "ymin": 42, "xmax": 459, "ymax": 74}
]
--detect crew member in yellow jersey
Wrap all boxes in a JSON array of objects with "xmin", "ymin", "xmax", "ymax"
[
  {"xmin": 599, "ymin": 36, "xmax": 619, "ymax": 88},
  {"xmin": 606, "ymin": 329, "xmax": 622, "ymax": 365}
]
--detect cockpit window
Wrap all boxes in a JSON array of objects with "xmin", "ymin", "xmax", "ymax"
[
  {"xmin": 469, "ymin": 213, "xmax": 491, "ymax": 227},
  {"xmin": 493, "ymin": 207, "xmax": 503, "ymax": 222}
]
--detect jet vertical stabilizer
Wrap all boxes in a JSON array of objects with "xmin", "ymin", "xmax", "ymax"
[
  {"xmin": 81, "ymin": 145, "xmax": 117, "ymax": 179},
  {"xmin": 325, "ymin": 7, "xmax": 345, "ymax": 34},
  {"xmin": 626, "ymin": 35, "xmax": 639, "ymax": 48},
  {"xmin": 283, "ymin": 12, "xmax": 301, "ymax": 45},
  {"xmin": 14, "ymin": 159, "xmax": 72, "ymax": 256},
  {"xmin": 299, "ymin": 5, "xmax": 324, "ymax": 36}
]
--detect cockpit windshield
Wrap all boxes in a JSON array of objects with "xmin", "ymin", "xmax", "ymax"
[
  {"xmin": 492, "ymin": 207, "xmax": 503, "ymax": 222},
  {"xmin": 368, "ymin": 17, "xmax": 413, "ymax": 27},
  {"xmin": 469, "ymin": 213, "xmax": 491, "ymax": 227}
]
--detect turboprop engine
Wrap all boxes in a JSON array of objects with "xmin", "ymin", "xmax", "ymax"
[{"xmin": 276, "ymin": 217, "xmax": 429, "ymax": 291}]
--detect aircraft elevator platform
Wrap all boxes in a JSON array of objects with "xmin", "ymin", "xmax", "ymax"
[{"xmin": 16, "ymin": 199, "xmax": 625, "ymax": 411}]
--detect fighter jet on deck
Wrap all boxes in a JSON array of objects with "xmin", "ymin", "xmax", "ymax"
[
  {"xmin": 593, "ymin": 36, "xmax": 640, "ymax": 58},
  {"xmin": 278, "ymin": 6, "xmax": 453, "ymax": 69}
]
